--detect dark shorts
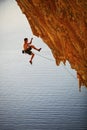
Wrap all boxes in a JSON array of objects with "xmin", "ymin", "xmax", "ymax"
[{"xmin": 25, "ymin": 48, "xmax": 32, "ymax": 55}]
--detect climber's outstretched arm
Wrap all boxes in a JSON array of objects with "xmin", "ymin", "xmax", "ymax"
[{"xmin": 29, "ymin": 38, "xmax": 33, "ymax": 44}]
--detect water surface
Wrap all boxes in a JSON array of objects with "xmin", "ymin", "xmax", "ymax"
[{"xmin": 0, "ymin": 51, "xmax": 87, "ymax": 130}]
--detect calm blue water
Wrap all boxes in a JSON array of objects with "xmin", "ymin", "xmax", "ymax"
[{"xmin": 0, "ymin": 51, "xmax": 87, "ymax": 130}]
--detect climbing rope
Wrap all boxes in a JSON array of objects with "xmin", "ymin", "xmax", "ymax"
[
  {"xmin": 61, "ymin": 63, "xmax": 77, "ymax": 80},
  {"xmin": 35, "ymin": 52, "xmax": 55, "ymax": 62},
  {"xmin": 35, "ymin": 52, "xmax": 77, "ymax": 80}
]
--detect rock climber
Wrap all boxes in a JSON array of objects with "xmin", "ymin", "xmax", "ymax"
[{"xmin": 22, "ymin": 37, "xmax": 41, "ymax": 64}]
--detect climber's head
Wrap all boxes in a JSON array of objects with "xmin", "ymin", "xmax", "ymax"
[{"xmin": 24, "ymin": 38, "xmax": 28, "ymax": 42}]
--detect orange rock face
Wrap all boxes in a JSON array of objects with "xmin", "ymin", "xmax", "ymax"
[{"xmin": 16, "ymin": 0, "xmax": 87, "ymax": 87}]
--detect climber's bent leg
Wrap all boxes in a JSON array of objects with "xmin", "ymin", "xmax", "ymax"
[
  {"xmin": 29, "ymin": 53, "xmax": 35, "ymax": 64},
  {"xmin": 31, "ymin": 45, "xmax": 41, "ymax": 51}
]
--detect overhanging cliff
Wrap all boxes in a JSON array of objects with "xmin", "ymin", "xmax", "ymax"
[{"xmin": 16, "ymin": 0, "xmax": 87, "ymax": 88}]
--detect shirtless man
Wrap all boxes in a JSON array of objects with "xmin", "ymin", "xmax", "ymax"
[{"xmin": 22, "ymin": 38, "xmax": 41, "ymax": 64}]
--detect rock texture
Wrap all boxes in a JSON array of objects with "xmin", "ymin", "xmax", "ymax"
[{"xmin": 16, "ymin": 0, "xmax": 87, "ymax": 88}]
